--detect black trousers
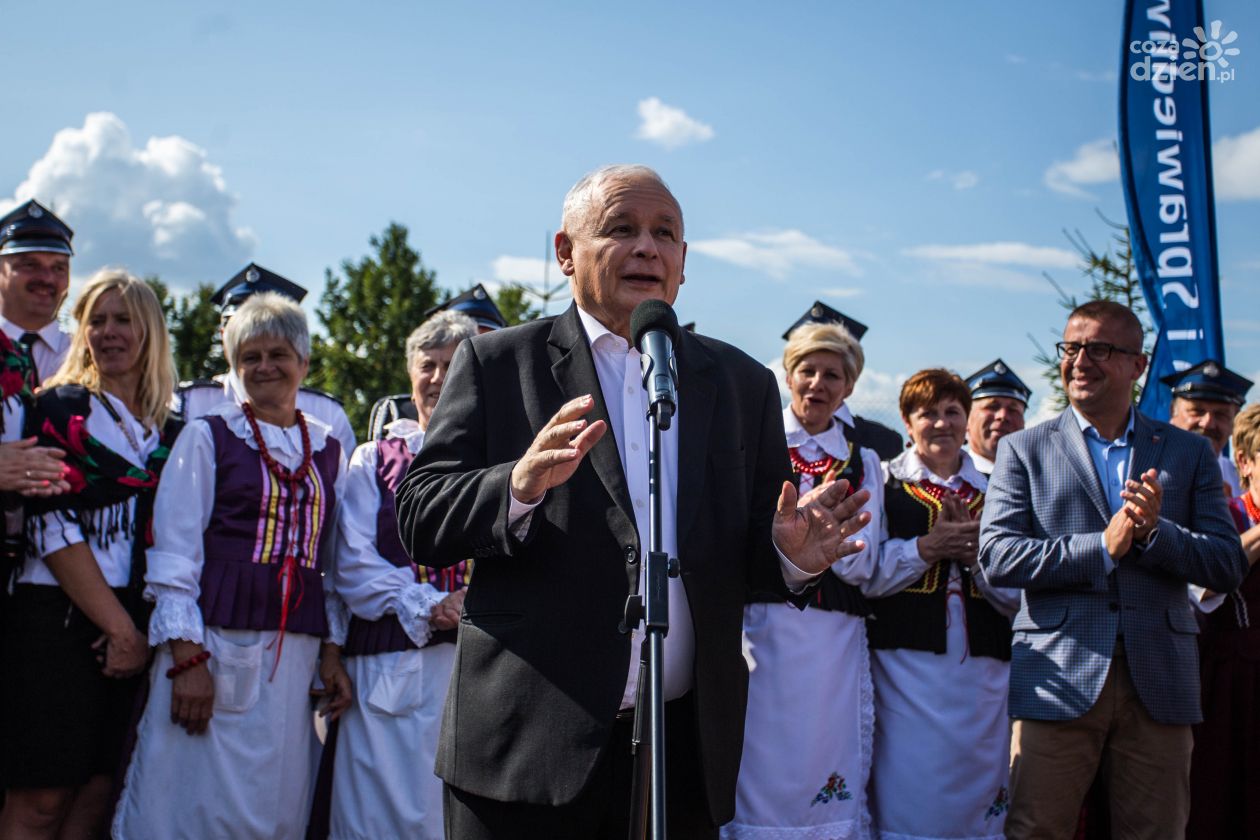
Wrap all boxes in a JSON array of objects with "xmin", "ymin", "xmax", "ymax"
[{"xmin": 444, "ymin": 694, "xmax": 718, "ymax": 840}]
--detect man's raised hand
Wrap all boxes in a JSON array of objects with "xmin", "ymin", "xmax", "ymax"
[
  {"xmin": 510, "ymin": 395, "xmax": 608, "ymax": 504},
  {"xmin": 773, "ymin": 479, "xmax": 872, "ymax": 576}
]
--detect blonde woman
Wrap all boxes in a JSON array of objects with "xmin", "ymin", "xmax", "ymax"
[{"xmin": 0, "ymin": 270, "xmax": 179, "ymax": 840}]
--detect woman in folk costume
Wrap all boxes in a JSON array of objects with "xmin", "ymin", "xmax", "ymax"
[
  {"xmin": 1187, "ymin": 403, "xmax": 1260, "ymax": 838},
  {"xmin": 724, "ymin": 321, "xmax": 891, "ymax": 840},
  {"xmin": 0, "ymin": 270, "xmax": 179, "ymax": 839},
  {"xmin": 326, "ymin": 310, "xmax": 477, "ymax": 839},
  {"xmin": 113, "ymin": 292, "xmax": 352, "ymax": 840},
  {"xmin": 865, "ymin": 369, "xmax": 1018, "ymax": 840}
]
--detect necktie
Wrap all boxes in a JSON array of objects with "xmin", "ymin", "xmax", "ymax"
[{"xmin": 17, "ymin": 332, "xmax": 39, "ymax": 389}]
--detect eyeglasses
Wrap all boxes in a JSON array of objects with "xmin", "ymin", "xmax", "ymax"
[{"xmin": 1055, "ymin": 341, "xmax": 1142, "ymax": 362}]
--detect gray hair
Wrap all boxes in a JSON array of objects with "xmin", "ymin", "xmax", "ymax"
[
  {"xmin": 405, "ymin": 310, "xmax": 478, "ymax": 370},
  {"xmin": 560, "ymin": 164, "xmax": 682, "ymax": 235},
  {"xmin": 223, "ymin": 291, "xmax": 311, "ymax": 366},
  {"xmin": 783, "ymin": 322, "xmax": 865, "ymax": 386}
]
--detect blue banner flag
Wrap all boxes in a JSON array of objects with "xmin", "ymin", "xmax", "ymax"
[{"xmin": 1119, "ymin": 0, "xmax": 1226, "ymax": 420}]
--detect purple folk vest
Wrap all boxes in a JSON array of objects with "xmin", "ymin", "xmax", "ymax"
[
  {"xmin": 342, "ymin": 435, "xmax": 470, "ymax": 656},
  {"xmin": 197, "ymin": 414, "xmax": 340, "ymax": 638}
]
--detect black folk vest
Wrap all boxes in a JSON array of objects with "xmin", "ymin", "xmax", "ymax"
[{"xmin": 866, "ymin": 476, "xmax": 1011, "ymax": 661}]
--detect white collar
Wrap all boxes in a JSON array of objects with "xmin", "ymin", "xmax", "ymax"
[
  {"xmin": 783, "ymin": 405, "xmax": 850, "ymax": 460},
  {"xmin": 385, "ymin": 417, "xmax": 425, "ymax": 453},
  {"xmin": 887, "ymin": 447, "xmax": 988, "ymax": 490},
  {"xmin": 209, "ymin": 401, "xmax": 334, "ymax": 453},
  {"xmin": 0, "ymin": 315, "xmax": 69, "ymax": 347},
  {"xmin": 576, "ymin": 305, "xmax": 632, "ymax": 353},
  {"xmin": 833, "ymin": 402, "xmax": 856, "ymax": 428}
]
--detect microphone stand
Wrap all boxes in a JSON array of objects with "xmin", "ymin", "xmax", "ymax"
[{"xmin": 625, "ymin": 389, "xmax": 677, "ymax": 840}]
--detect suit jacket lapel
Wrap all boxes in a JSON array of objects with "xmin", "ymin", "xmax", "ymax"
[
  {"xmin": 676, "ymin": 332, "xmax": 716, "ymax": 552},
  {"xmin": 1128, "ymin": 411, "xmax": 1167, "ymax": 482},
  {"xmin": 1051, "ymin": 409, "xmax": 1113, "ymax": 523},
  {"xmin": 547, "ymin": 305, "xmax": 636, "ymax": 530}
]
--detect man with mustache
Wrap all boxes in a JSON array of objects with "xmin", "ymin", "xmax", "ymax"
[
  {"xmin": 0, "ymin": 200, "xmax": 74, "ymax": 387},
  {"xmin": 397, "ymin": 164, "xmax": 872, "ymax": 838},
  {"xmin": 980, "ymin": 300, "xmax": 1247, "ymax": 838},
  {"xmin": 1164, "ymin": 360, "xmax": 1253, "ymax": 498},
  {"xmin": 964, "ymin": 358, "xmax": 1031, "ymax": 476}
]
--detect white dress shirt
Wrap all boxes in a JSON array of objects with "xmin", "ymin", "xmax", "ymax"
[
  {"xmin": 509, "ymin": 307, "xmax": 834, "ymax": 707},
  {"xmin": 18, "ymin": 391, "xmax": 158, "ymax": 587},
  {"xmin": 335, "ymin": 418, "xmax": 451, "ymax": 647},
  {"xmin": 1, "ymin": 316, "xmax": 72, "ymax": 386}
]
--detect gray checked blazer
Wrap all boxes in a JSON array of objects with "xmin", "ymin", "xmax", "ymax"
[{"xmin": 978, "ymin": 408, "xmax": 1246, "ymax": 725}]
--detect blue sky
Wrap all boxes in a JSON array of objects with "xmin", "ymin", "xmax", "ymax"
[{"xmin": 5, "ymin": 1, "xmax": 1259, "ymax": 426}]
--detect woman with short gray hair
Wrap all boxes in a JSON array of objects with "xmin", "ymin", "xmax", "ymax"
[
  {"xmin": 326, "ymin": 309, "xmax": 475, "ymax": 838},
  {"xmin": 114, "ymin": 292, "xmax": 352, "ymax": 839}
]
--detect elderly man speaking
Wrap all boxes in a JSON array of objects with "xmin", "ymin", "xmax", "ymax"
[{"xmin": 396, "ymin": 165, "xmax": 871, "ymax": 839}]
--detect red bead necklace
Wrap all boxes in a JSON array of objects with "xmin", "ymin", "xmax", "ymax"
[
  {"xmin": 241, "ymin": 402, "xmax": 313, "ymax": 486},
  {"xmin": 1242, "ymin": 490, "xmax": 1260, "ymax": 527},
  {"xmin": 789, "ymin": 447, "xmax": 838, "ymax": 476}
]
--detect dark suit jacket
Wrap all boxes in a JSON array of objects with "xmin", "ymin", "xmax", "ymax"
[
  {"xmin": 395, "ymin": 304, "xmax": 792, "ymax": 822},
  {"xmin": 979, "ymin": 409, "xmax": 1246, "ymax": 725}
]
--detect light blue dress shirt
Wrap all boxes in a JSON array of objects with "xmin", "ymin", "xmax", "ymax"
[{"xmin": 1071, "ymin": 406, "xmax": 1141, "ymax": 573}]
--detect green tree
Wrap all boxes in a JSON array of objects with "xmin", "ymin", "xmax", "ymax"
[
  {"xmin": 144, "ymin": 278, "xmax": 223, "ymax": 382},
  {"xmin": 493, "ymin": 282, "xmax": 541, "ymax": 326},
  {"xmin": 1031, "ymin": 214, "xmax": 1153, "ymax": 410},
  {"xmin": 310, "ymin": 222, "xmax": 443, "ymax": 435}
]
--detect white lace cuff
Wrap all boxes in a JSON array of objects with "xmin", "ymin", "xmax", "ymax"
[
  {"xmin": 396, "ymin": 582, "xmax": 445, "ymax": 648},
  {"xmin": 325, "ymin": 588, "xmax": 351, "ymax": 646},
  {"xmin": 147, "ymin": 589, "xmax": 205, "ymax": 646}
]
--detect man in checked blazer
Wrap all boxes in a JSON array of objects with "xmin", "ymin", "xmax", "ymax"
[{"xmin": 979, "ymin": 300, "xmax": 1246, "ymax": 839}]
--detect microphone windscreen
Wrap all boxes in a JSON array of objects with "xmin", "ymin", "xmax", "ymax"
[{"xmin": 630, "ymin": 299, "xmax": 681, "ymax": 352}]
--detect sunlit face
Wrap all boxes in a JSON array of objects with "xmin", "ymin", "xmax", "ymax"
[
  {"xmin": 234, "ymin": 335, "xmax": 308, "ymax": 409},
  {"xmin": 967, "ymin": 396, "xmax": 1026, "ymax": 461},
  {"xmin": 556, "ymin": 175, "xmax": 686, "ymax": 339},
  {"xmin": 0, "ymin": 251, "xmax": 71, "ymax": 328},
  {"xmin": 1169, "ymin": 397, "xmax": 1239, "ymax": 456},
  {"xmin": 1060, "ymin": 316, "xmax": 1146, "ymax": 415},
  {"xmin": 86, "ymin": 289, "xmax": 143, "ymax": 380},
  {"xmin": 787, "ymin": 350, "xmax": 851, "ymax": 435},
  {"xmin": 905, "ymin": 398, "xmax": 968, "ymax": 469},
  {"xmin": 409, "ymin": 343, "xmax": 458, "ymax": 431}
]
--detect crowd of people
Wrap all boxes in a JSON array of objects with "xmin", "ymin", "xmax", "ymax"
[{"xmin": 0, "ymin": 164, "xmax": 1255, "ymax": 840}]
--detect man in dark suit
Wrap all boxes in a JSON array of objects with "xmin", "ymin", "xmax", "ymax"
[
  {"xmin": 396, "ymin": 164, "xmax": 871, "ymax": 839},
  {"xmin": 979, "ymin": 300, "xmax": 1247, "ymax": 838}
]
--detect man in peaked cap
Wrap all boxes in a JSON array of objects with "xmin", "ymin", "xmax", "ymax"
[
  {"xmin": 783, "ymin": 301, "xmax": 903, "ymax": 460},
  {"xmin": 364, "ymin": 284, "xmax": 510, "ymax": 440},
  {"xmin": 965, "ymin": 358, "xmax": 1031, "ymax": 475},
  {"xmin": 0, "ymin": 199, "xmax": 74, "ymax": 386},
  {"xmin": 424, "ymin": 283, "xmax": 508, "ymax": 334},
  {"xmin": 1165, "ymin": 359, "xmax": 1254, "ymax": 497},
  {"xmin": 174, "ymin": 262, "xmax": 357, "ymax": 455}
]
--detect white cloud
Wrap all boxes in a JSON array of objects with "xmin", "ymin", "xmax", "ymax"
[
  {"xmin": 820, "ymin": 286, "xmax": 863, "ymax": 299},
  {"xmin": 1213, "ymin": 125, "xmax": 1260, "ymax": 200},
  {"xmin": 492, "ymin": 255, "xmax": 550, "ymax": 285},
  {"xmin": 691, "ymin": 229, "xmax": 861, "ymax": 280},
  {"xmin": 1075, "ymin": 69, "xmax": 1119, "ymax": 83},
  {"xmin": 1005, "ymin": 54, "xmax": 1027, "ymax": 65},
  {"xmin": 904, "ymin": 241, "xmax": 1077, "ymax": 269},
  {"xmin": 0, "ymin": 112, "xmax": 255, "ymax": 290},
  {"xmin": 1043, "ymin": 138, "xmax": 1120, "ymax": 199},
  {"xmin": 927, "ymin": 169, "xmax": 979, "ymax": 190},
  {"xmin": 635, "ymin": 97, "xmax": 715, "ymax": 150}
]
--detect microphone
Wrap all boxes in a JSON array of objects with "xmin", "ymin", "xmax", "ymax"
[{"xmin": 630, "ymin": 299, "xmax": 681, "ymax": 430}]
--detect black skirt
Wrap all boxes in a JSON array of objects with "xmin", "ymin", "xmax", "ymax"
[{"xmin": 0, "ymin": 584, "xmax": 144, "ymax": 789}]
